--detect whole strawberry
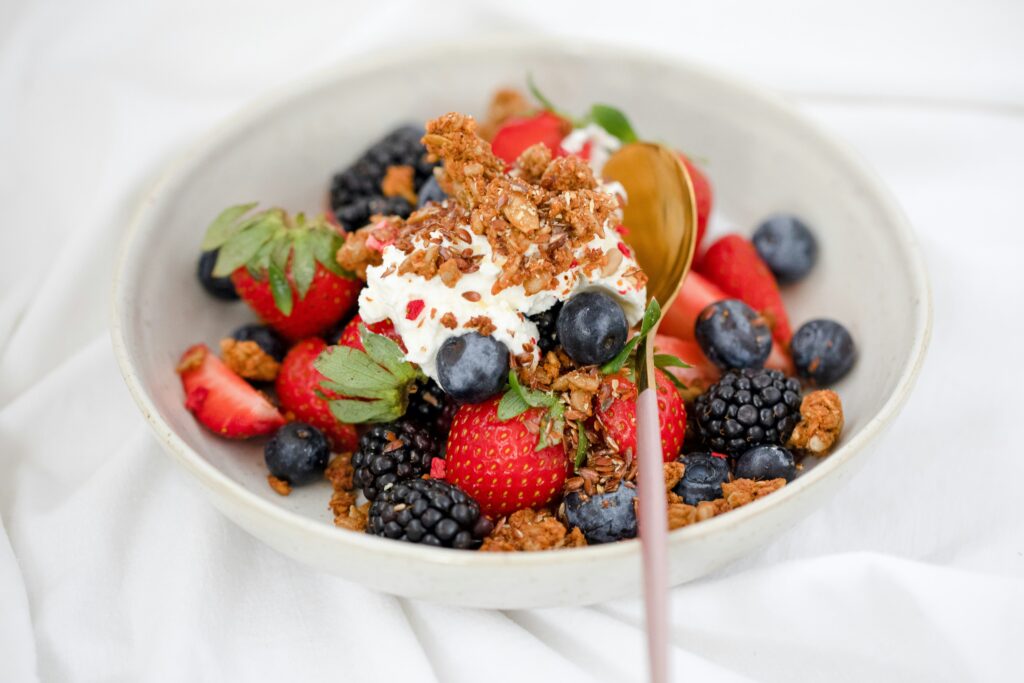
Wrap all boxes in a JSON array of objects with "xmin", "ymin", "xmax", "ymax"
[
  {"xmin": 679, "ymin": 154, "xmax": 713, "ymax": 252},
  {"xmin": 595, "ymin": 370, "xmax": 686, "ymax": 463},
  {"xmin": 276, "ymin": 338, "xmax": 358, "ymax": 452},
  {"xmin": 445, "ymin": 397, "xmax": 571, "ymax": 518},
  {"xmin": 202, "ymin": 204, "xmax": 361, "ymax": 341}
]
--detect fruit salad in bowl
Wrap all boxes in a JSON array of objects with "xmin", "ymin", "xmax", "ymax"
[{"xmin": 180, "ymin": 87, "xmax": 854, "ymax": 552}]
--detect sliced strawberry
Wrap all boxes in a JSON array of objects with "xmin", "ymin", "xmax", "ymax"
[
  {"xmin": 233, "ymin": 263, "xmax": 361, "ymax": 343},
  {"xmin": 696, "ymin": 234, "xmax": 793, "ymax": 343},
  {"xmin": 653, "ymin": 334, "xmax": 721, "ymax": 401},
  {"xmin": 275, "ymin": 338, "xmax": 358, "ymax": 452},
  {"xmin": 490, "ymin": 111, "xmax": 571, "ymax": 166},
  {"xmin": 765, "ymin": 339, "xmax": 796, "ymax": 376},
  {"xmin": 336, "ymin": 314, "xmax": 404, "ymax": 352},
  {"xmin": 679, "ymin": 154, "xmax": 713, "ymax": 252},
  {"xmin": 177, "ymin": 344, "xmax": 285, "ymax": 439},
  {"xmin": 595, "ymin": 371, "xmax": 686, "ymax": 463},
  {"xmin": 445, "ymin": 397, "xmax": 571, "ymax": 517},
  {"xmin": 660, "ymin": 271, "xmax": 728, "ymax": 341}
]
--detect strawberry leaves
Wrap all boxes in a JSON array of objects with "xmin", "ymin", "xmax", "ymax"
[
  {"xmin": 201, "ymin": 203, "xmax": 353, "ymax": 315},
  {"xmin": 601, "ymin": 298, "xmax": 662, "ymax": 375},
  {"xmin": 527, "ymin": 75, "xmax": 639, "ymax": 144},
  {"xmin": 315, "ymin": 324, "xmax": 425, "ymax": 424},
  {"xmin": 498, "ymin": 371, "xmax": 566, "ymax": 451}
]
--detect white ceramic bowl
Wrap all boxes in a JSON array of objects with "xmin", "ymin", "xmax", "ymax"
[{"xmin": 111, "ymin": 40, "xmax": 930, "ymax": 608}]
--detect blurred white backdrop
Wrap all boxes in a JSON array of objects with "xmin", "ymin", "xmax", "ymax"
[{"xmin": 1, "ymin": 1, "xmax": 1022, "ymax": 681}]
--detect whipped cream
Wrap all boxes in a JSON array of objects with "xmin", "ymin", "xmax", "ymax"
[
  {"xmin": 359, "ymin": 219, "xmax": 647, "ymax": 381},
  {"xmin": 559, "ymin": 123, "xmax": 622, "ymax": 177}
]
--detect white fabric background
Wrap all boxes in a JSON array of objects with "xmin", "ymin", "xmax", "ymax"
[{"xmin": 2, "ymin": 1, "xmax": 1023, "ymax": 681}]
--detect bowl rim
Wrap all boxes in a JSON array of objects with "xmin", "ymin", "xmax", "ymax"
[{"xmin": 110, "ymin": 37, "xmax": 932, "ymax": 569}]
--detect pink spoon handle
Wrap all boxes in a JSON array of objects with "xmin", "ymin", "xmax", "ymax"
[{"xmin": 636, "ymin": 385, "xmax": 669, "ymax": 683}]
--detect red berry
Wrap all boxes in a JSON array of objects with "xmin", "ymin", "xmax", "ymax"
[
  {"xmin": 679, "ymin": 155, "xmax": 713, "ymax": 253},
  {"xmin": 490, "ymin": 111, "xmax": 570, "ymax": 166},
  {"xmin": 696, "ymin": 235, "xmax": 793, "ymax": 343},
  {"xmin": 336, "ymin": 314, "xmax": 404, "ymax": 352},
  {"xmin": 233, "ymin": 263, "xmax": 361, "ymax": 343},
  {"xmin": 177, "ymin": 344, "xmax": 285, "ymax": 439},
  {"xmin": 660, "ymin": 271, "xmax": 728, "ymax": 341},
  {"xmin": 445, "ymin": 397, "xmax": 571, "ymax": 517},
  {"xmin": 596, "ymin": 371, "xmax": 686, "ymax": 463},
  {"xmin": 275, "ymin": 338, "xmax": 357, "ymax": 452}
]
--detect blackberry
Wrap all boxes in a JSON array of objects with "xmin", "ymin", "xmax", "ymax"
[
  {"xmin": 352, "ymin": 421, "xmax": 439, "ymax": 501},
  {"xmin": 329, "ymin": 125, "xmax": 436, "ymax": 228},
  {"xmin": 368, "ymin": 478, "xmax": 493, "ymax": 549},
  {"xmin": 405, "ymin": 379, "xmax": 458, "ymax": 434},
  {"xmin": 528, "ymin": 301, "xmax": 562, "ymax": 354},
  {"xmin": 694, "ymin": 368, "xmax": 802, "ymax": 456}
]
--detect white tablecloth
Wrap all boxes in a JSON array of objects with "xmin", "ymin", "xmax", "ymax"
[{"xmin": 2, "ymin": 1, "xmax": 1023, "ymax": 681}]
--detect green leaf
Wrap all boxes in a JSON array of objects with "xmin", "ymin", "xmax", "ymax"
[
  {"xmin": 498, "ymin": 388, "xmax": 530, "ymax": 421},
  {"xmin": 327, "ymin": 398, "xmax": 403, "ymax": 424},
  {"xmin": 201, "ymin": 202, "xmax": 258, "ymax": 251},
  {"xmin": 212, "ymin": 220, "xmax": 276, "ymax": 277},
  {"xmin": 508, "ymin": 369, "xmax": 558, "ymax": 409},
  {"xmin": 589, "ymin": 104, "xmax": 638, "ymax": 144},
  {"xmin": 314, "ymin": 346, "xmax": 397, "ymax": 396},
  {"xmin": 271, "ymin": 235, "xmax": 292, "ymax": 272},
  {"xmin": 574, "ymin": 421, "xmax": 588, "ymax": 470},
  {"xmin": 653, "ymin": 353, "xmax": 691, "ymax": 370},
  {"xmin": 251, "ymin": 238, "xmax": 277, "ymax": 275},
  {"xmin": 601, "ymin": 298, "xmax": 663, "ymax": 375},
  {"xmin": 527, "ymin": 73, "xmax": 559, "ymax": 113},
  {"xmin": 660, "ymin": 370, "xmax": 688, "ymax": 393},
  {"xmin": 267, "ymin": 262, "xmax": 293, "ymax": 316},
  {"xmin": 291, "ymin": 234, "xmax": 316, "ymax": 299},
  {"xmin": 359, "ymin": 325, "xmax": 419, "ymax": 383}
]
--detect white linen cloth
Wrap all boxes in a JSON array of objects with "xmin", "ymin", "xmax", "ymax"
[{"xmin": 2, "ymin": 0, "xmax": 1023, "ymax": 680}]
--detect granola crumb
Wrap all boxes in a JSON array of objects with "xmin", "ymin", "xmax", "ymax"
[
  {"xmin": 325, "ymin": 452, "xmax": 355, "ymax": 491},
  {"xmin": 721, "ymin": 478, "xmax": 786, "ymax": 508},
  {"xmin": 663, "ymin": 461, "xmax": 684, "ymax": 491},
  {"xmin": 464, "ymin": 315, "xmax": 496, "ymax": 337},
  {"xmin": 219, "ymin": 338, "xmax": 280, "ymax": 382},
  {"xmin": 439, "ymin": 312, "xmax": 458, "ymax": 329},
  {"xmin": 478, "ymin": 88, "xmax": 534, "ymax": 141},
  {"xmin": 267, "ymin": 474, "xmax": 292, "ymax": 496},
  {"xmin": 788, "ymin": 390, "xmax": 844, "ymax": 456},
  {"xmin": 336, "ymin": 225, "xmax": 383, "ymax": 280},
  {"xmin": 479, "ymin": 508, "xmax": 587, "ymax": 551},
  {"xmin": 381, "ymin": 164, "xmax": 418, "ymax": 205},
  {"xmin": 334, "ymin": 498, "xmax": 370, "ymax": 532}
]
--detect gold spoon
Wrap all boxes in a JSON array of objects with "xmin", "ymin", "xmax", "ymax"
[{"xmin": 602, "ymin": 142, "xmax": 698, "ymax": 683}]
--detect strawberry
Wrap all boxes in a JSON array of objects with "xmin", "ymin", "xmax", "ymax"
[
  {"xmin": 336, "ymin": 314, "xmax": 403, "ymax": 352},
  {"xmin": 202, "ymin": 204, "xmax": 361, "ymax": 342},
  {"xmin": 445, "ymin": 397, "xmax": 571, "ymax": 517},
  {"xmin": 490, "ymin": 111, "xmax": 571, "ymax": 166},
  {"xmin": 595, "ymin": 370, "xmax": 686, "ymax": 463},
  {"xmin": 276, "ymin": 338, "xmax": 358, "ymax": 452},
  {"xmin": 696, "ymin": 234, "xmax": 793, "ymax": 343},
  {"xmin": 177, "ymin": 344, "xmax": 285, "ymax": 438},
  {"xmin": 660, "ymin": 271, "xmax": 728, "ymax": 341},
  {"xmin": 653, "ymin": 334, "xmax": 721, "ymax": 401},
  {"xmin": 679, "ymin": 154, "xmax": 713, "ymax": 252}
]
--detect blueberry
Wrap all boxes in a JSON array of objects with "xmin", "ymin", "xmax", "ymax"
[
  {"xmin": 556, "ymin": 291, "xmax": 628, "ymax": 366},
  {"xmin": 416, "ymin": 175, "xmax": 448, "ymax": 208},
  {"xmin": 436, "ymin": 333, "xmax": 509, "ymax": 404},
  {"xmin": 752, "ymin": 214, "xmax": 818, "ymax": 285},
  {"xmin": 673, "ymin": 452, "xmax": 730, "ymax": 505},
  {"xmin": 197, "ymin": 249, "xmax": 239, "ymax": 300},
  {"xmin": 563, "ymin": 484, "xmax": 637, "ymax": 544},
  {"xmin": 790, "ymin": 319, "xmax": 856, "ymax": 385},
  {"xmin": 694, "ymin": 299, "xmax": 772, "ymax": 370},
  {"xmin": 734, "ymin": 444, "xmax": 796, "ymax": 482},
  {"xmin": 230, "ymin": 324, "xmax": 287, "ymax": 361},
  {"xmin": 264, "ymin": 422, "xmax": 330, "ymax": 485}
]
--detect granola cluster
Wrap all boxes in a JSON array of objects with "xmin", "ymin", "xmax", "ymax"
[
  {"xmin": 666, "ymin": 477, "xmax": 787, "ymax": 530},
  {"xmin": 219, "ymin": 338, "xmax": 280, "ymax": 382},
  {"xmin": 480, "ymin": 508, "xmax": 587, "ymax": 551},
  {"xmin": 324, "ymin": 452, "xmax": 369, "ymax": 532},
  {"xmin": 788, "ymin": 390, "xmax": 844, "ymax": 456}
]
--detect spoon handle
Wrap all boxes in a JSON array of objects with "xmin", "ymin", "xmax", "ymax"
[{"xmin": 637, "ymin": 347, "xmax": 669, "ymax": 683}]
